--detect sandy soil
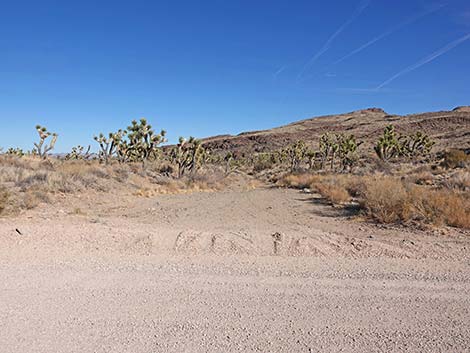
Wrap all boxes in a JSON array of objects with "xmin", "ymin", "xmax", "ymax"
[{"xmin": 1, "ymin": 186, "xmax": 469, "ymax": 352}]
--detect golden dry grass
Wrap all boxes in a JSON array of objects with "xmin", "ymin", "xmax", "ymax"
[
  {"xmin": 314, "ymin": 183, "xmax": 350, "ymax": 204},
  {"xmin": 277, "ymin": 173, "xmax": 322, "ymax": 189},
  {"xmin": 279, "ymin": 172, "xmax": 470, "ymax": 229},
  {"xmin": 359, "ymin": 177, "xmax": 408, "ymax": 223},
  {"xmin": 403, "ymin": 187, "xmax": 470, "ymax": 228},
  {"xmin": 0, "ymin": 156, "xmax": 238, "ymax": 213},
  {"xmin": 359, "ymin": 177, "xmax": 470, "ymax": 228}
]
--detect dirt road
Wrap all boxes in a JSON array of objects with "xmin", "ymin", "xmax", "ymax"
[{"xmin": 1, "ymin": 187, "xmax": 469, "ymax": 352}]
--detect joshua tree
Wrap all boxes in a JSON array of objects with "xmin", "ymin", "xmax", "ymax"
[
  {"xmin": 252, "ymin": 152, "xmax": 275, "ymax": 173},
  {"xmin": 337, "ymin": 134, "xmax": 362, "ymax": 171},
  {"xmin": 171, "ymin": 136, "xmax": 205, "ymax": 178},
  {"xmin": 374, "ymin": 125, "xmax": 402, "ymax": 161},
  {"xmin": 6, "ymin": 147, "xmax": 25, "ymax": 157},
  {"xmin": 33, "ymin": 125, "xmax": 58, "ymax": 159},
  {"xmin": 116, "ymin": 139, "xmax": 131, "ymax": 164},
  {"xmin": 94, "ymin": 130, "xmax": 126, "ymax": 165},
  {"xmin": 65, "ymin": 145, "xmax": 92, "ymax": 160},
  {"xmin": 319, "ymin": 133, "xmax": 339, "ymax": 170},
  {"xmin": 306, "ymin": 149, "xmax": 320, "ymax": 170},
  {"xmin": 283, "ymin": 140, "xmax": 308, "ymax": 172},
  {"xmin": 375, "ymin": 125, "xmax": 433, "ymax": 161},
  {"xmin": 401, "ymin": 131, "xmax": 435, "ymax": 158},
  {"xmin": 224, "ymin": 152, "xmax": 235, "ymax": 175},
  {"xmin": 126, "ymin": 118, "xmax": 167, "ymax": 167}
]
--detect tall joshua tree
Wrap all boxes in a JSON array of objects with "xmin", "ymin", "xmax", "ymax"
[
  {"xmin": 374, "ymin": 125, "xmax": 401, "ymax": 161},
  {"xmin": 127, "ymin": 118, "xmax": 167, "ymax": 168},
  {"xmin": 33, "ymin": 125, "xmax": 58, "ymax": 159},
  {"xmin": 319, "ymin": 133, "xmax": 339, "ymax": 170},
  {"xmin": 375, "ymin": 125, "xmax": 434, "ymax": 161},
  {"xmin": 94, "ymin": 130, "xmax": 126, "ymax": 165},
  {"xmin": 337, "ymin": 134, "xmax": 362, "ymax": 171},
  {"xmin": 283, "ymin": 140, "xmax": 308, "ymax": 172},
  {"xmin": 171, "ymin": 136, "xmax": 206, "ymax": 178}
]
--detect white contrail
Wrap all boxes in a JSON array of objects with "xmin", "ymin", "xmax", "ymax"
[
  {"xmin": 331, "ymin": 4, "xmax": 446, "ymax": 66},
  {"xmin": 377, "ymin": 32, "xmax": 470, "ymax": 89},
  {"xmin": 297, "ymin": 0, "xmax": 371, "ymax": 81},
  {"xmin": 273, "ymin": 65, "xmax": 287, "ymax": 80}
]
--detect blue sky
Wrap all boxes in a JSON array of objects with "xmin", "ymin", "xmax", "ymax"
[{"xmin": 1, "ymin": 0, "xmax": 469, "ymax": 152}]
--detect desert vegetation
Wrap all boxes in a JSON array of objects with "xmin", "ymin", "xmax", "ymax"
[
  {"xmin": 1, "ymin": 119, "xmax": 469, "ymax": 230},
  {"xmin": 278, "ymin": 170, "xmax": 470, "ymax": 229}
]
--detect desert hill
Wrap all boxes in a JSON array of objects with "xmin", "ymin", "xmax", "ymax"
[{"xmin": 202, "ymin": 106, "xmax": 470, "ymax": 156}]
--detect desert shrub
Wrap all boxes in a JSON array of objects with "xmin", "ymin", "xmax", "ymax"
[
  {"xmin": 443, "ymin": 170, "xmax": 470, "ymax": 191},
  {"xmin": 0, "ymin": 187, "xmax": 9, "ymax": 214},
  {"xmin": 111, "ymin": 164, "xmax": 131, "ymax": 182},
  {"xmin": 16, "ymin": 171, "xmax": 49, "ymax": 190},
  {"xmin": 441, "ymin": 149, "xmax": 469, "ymax": 169},
  {"xmin": 21, "ymin": 189, "xmax": 50, "ymax": 209},
  {"xmin": 0, "ymin": 165, "xmax": 25, "ymax": 184},
  {"xmin": 403, "ymin": 170, "xmax": 435, "ymax": 186},
  {"xmin": 313, "ymin": 182, "xmax": 350, "ymax": 204},
  {"xmin": 278, "ymin": 172, "xmax": 364, "ymax": 198},
  {"xmin": 358, "ymin": 176, "xmax": 470, "ymax": 228},
  {"xmin": 403, "ymin": 187, "xmax": 470, "ymax": 228},
  {"xmin": 359, "ymin": 177, "xmax": 408, "ymax": 223},
  {"xmin": 49, "ymin": 162, "xmax": 114, "ymax": 192},
  {"xmin": 252, "ymin": 153, "xmax": 275, "ymax": 173},
  {"xmin": 159, "ymin": 164, "xmax": 174, "ymax": 176},
  {"xmin": 277, "ymin": 173, "xmax": 322, "ymax": 189}
]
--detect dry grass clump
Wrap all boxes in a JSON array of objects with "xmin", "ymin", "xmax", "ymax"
[
  {"xmin": 279, "ymin": 172, "xmax": 470, "ymax": 229},
  {"xmin": 136, "ymin": 169, "xmax": 228, "ymax": 196},
  {"xmin": 404, "ymin": 170, "xmax": 435, "ymax": 186},
  {"xmin": 278, "ymin": 173, "xmax": 359, "ymax": 204},
  {"xmin": 277, "ymin": 173, "xmax": 322, "ymax": 189},
  {"xmin": 359, "ymin": 177, "xmax": 408, "ymax": 223},
  {"xmin": 443, "ymin": 170, "xmax": 470, "ymax": 191},
  {"xmin": 314, "ymin": 183, "xmax": 350, "ymax": 204},
  {"xmin": 359, "ymin": 177, "xmax": 470, "ymax": 228},
  {"xmin": 0, "ymin": 187, "xmax": 9, "ymax": 214},
  {"xmin": 441, "ymin": 149, "xmax": 470, "ymax": 169},
  {"xmin": 21, "ymin": 189, "xmax": 51, "ymax": 209},
  {"xmin": 0, "ymin": 158, "xmax": 232, "ymax": 212},
  {"xmin": 14, "ymin": 164, "xmax": 106, "ymax": 193},
  {"xmin": 403, "ymin": 187, "xmax": 470, "ymax": 228},
  {"xmin": 0, "ymin": 157, "xmax": 120, "ymax": 213}
]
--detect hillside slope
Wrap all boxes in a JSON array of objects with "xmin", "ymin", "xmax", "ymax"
[{"xmin": 202, "ymin": 107, "xmax": 470, "ymax": 156}]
